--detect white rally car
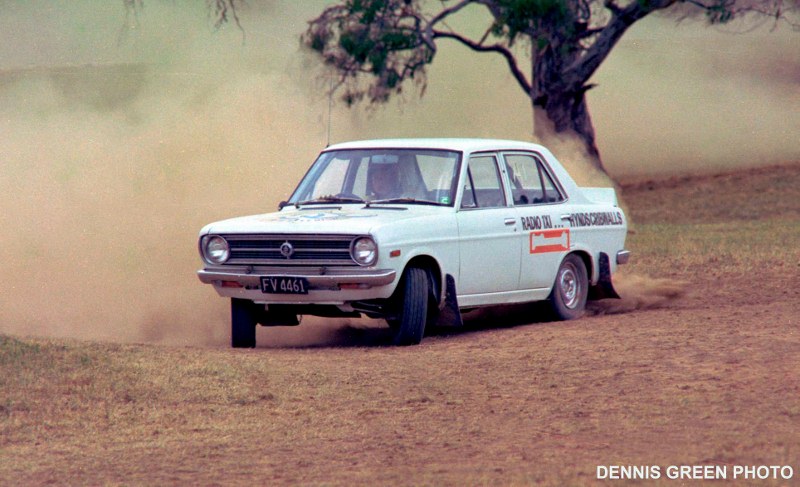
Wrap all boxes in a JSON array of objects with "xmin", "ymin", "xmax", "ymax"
[{"xmin": 198, "ymin": 139, "xmax": 629, "ymax": 347}]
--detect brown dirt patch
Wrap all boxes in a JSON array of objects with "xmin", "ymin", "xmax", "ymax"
[{"xmin": 1, "ymin": 163, "xmax": 798, "ymax": 485}]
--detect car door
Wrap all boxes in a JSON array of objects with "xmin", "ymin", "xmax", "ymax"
[
  {"xmin": 456, "ymin": 153, "xmax": 521, "ymax": 297},
  {"xmin": 502, "ymin": 152, "xmax": 569, "ymax": 290}
]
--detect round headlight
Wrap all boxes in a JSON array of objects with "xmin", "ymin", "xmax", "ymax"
[
  {"xmin": 352, "ymin": 237, "xmax": 377, "ymax": 266},
  {"xmin": 203, "ymin": 236, "xmax": 230, "ymax": 264}
]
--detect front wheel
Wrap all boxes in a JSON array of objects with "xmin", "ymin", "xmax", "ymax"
[
  {"xmin": 231, "ymin": 298, "xmax": 257, "ymax": 348},
  {"xmin": 548, "ymin": 254, "xmax": 588, "ymax": 321},
  {"xmin": 392, "ymin": 267, "xmax": 429, "ymax": 346}
]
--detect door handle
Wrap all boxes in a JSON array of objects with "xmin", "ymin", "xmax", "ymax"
[
  {"xmin": 560, "ymin": 214, "xmax": 572, "ymax": 221},
  {"xmin": 504, "ymin": 218, "xmax": 516, "ymax": 226}
]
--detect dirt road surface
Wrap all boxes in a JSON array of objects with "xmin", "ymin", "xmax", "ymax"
[{"xmin": 1, "ymin": 164, "xmax": 798, "ymax": 485}]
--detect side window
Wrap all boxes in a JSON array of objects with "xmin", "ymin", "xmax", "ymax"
[
  {"xmin": 503, "ymin": 153, "xmax": 563, "ymax": 205},
  {"xmin": 538, "ymin": 161, "xmax": 564, "ymax": 203},
  {"xmin": 461, "ymin": 155, "xmax": 506, "ymax": 209}
]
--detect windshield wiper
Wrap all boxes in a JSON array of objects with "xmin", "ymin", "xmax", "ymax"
[
  {"xmin": 367, "ymin": 198, "xmax": 445, "ymax": 207},
  {"xmin": 294, "ymin": 196, "xmax": 366, "ymax": 208}
]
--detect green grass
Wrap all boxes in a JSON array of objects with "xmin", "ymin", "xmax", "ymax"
[
  {"xmin": 627, "ymin": 219, "xmax": 800, "ymax": 276},
  {"xmin": 621, "ymin": 162, "xmax": 800, "ymax": 277}
]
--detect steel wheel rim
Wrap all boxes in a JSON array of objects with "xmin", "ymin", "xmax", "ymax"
[{"xmin": 559, "ymin": 262, "xmax": 580, "ymax": 309}]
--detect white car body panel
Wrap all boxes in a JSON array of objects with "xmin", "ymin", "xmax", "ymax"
[{"xmin": 197, "ymin": 138, "xmax": 629, "ymax": 325}]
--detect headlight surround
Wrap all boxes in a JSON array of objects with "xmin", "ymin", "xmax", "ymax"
[
  {"xmin": 351, "ymin": 237, "xmax": 378, "ymax": 266},
  {"xmin": 202, "ymin": 235, "xmax": 230, "ymax": 264}
]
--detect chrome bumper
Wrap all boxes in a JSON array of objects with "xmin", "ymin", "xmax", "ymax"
[{"xmin": 197, "ymin": 266, "xmax": 397, "ymax": 289}]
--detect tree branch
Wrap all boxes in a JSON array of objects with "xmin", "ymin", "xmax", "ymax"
[
  {"xmin": 432, "ymin": 30, "xmax": 531, "ymax": 95},
  {"xmin": 567, "ymin": 0, "xmax": 676, "ymax": 87},
  {"xmin": 208, "ymin": 0, "xmax": 244, "ymax": 35},
  {"xmin": 422, "ymin": 0, "xmax": 473, "ymax": 51},
  {"xmin": 603, "ymin": 0, "xmax": 623, "ymax": 17}
]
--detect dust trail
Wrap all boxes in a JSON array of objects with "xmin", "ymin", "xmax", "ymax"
[
  {"xmin": 588, "ymin": 273, "xmax": 687, "ymax": 315},
  {"xmin": 258, "ymin": 318, "xmax": 392, "ymax": 348},
  {"xmin": 0, "ymin": 65, "xmax": 319, "ymax": 346},
  {"xmin": 589, "ymin": 23, "xmax": 799, "ymax": 178},
  {"xmin": 0, "ymin": 3, "xmax": 794, "ymax": 347}
]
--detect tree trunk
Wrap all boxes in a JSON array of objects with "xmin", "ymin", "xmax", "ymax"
[
  {"xmin": 538, "ymin": 90, "xmax": 600, "ymax": 161},
  {"xmin": 531, "ymin": 92, "xmax": 614, "ymax": 188},
  {"xmin": 530, "ymin": 42, "xmax": 608, "ymax": 180}
]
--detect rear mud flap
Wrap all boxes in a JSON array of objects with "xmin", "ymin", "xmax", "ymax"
[
  {"xmin": 433, "ymin": 274, "xmax": 463, "ymax": 328},
  {"xmin": 588, "ymin": 252, "xmax": 621, "ymax": 300}
]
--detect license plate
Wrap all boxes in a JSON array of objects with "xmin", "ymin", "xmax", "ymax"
[{"xmin": 261, "ymin": 276, "xmax": 309, "ymax": 294}]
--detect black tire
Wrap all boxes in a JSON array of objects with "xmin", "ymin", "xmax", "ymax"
[
  {"xmin": 548, "ymin": 254, "xmax": 588, "ymax": 321},
  {"xmin": 392, "ymin": 267, "xmax": 429, "ymax": 346},
  {"xmin": 231, "ymin": 298, "xmax": 257, "ymax": 348},
  {"xmin": 385, "ymin": 318, "xmax": 401, "ymax": 331}
]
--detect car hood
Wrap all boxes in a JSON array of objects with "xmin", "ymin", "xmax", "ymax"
[{"xmin": 201, "ymin": 204, "xmax": 448, "ymax": 236}]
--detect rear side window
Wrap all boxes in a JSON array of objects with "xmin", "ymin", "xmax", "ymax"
[{"xmin": 503, "ymin": 153, "xmax": 564, "ymax": 205}]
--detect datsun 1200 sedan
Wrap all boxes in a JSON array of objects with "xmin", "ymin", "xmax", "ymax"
[{"xmin": 197, "ymin": 139, "xmax": 630, "ymax": 347}]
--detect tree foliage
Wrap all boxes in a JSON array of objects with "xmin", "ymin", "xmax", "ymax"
[{"xmin": 303, "ymin": 0, "xmax": 798, "ymax": 171}]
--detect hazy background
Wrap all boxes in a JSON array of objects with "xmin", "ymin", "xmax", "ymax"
[{"xmin": 1, "ymin": 1, "xmax": 797, "ymax": 345}]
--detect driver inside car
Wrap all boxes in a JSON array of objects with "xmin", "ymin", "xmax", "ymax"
[{"xmin": 368, "ymin": 162, "xmax": 403, "ymax": 200}]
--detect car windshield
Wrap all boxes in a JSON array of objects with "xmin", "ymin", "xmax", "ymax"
[{"xmin": 288, "ymin": 148, "xmax": 461, "ymax": 207}]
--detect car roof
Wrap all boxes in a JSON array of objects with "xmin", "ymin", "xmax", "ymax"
[
  {"xmin": 325, "ymin": 138, "xmax": 548, "ymax": 154},
  {"xmin": 323, "ymin": 137, "xmax": 590, "ymax": 203}
]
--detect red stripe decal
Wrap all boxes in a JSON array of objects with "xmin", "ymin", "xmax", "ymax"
[{"xmin": 530, "ymin": 229, "xmax": 570, "ymax": 254}]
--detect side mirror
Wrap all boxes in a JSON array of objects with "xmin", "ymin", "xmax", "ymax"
[{"xmin": 278, "ymin": 200, "xmax": 289, "ymax": 210}]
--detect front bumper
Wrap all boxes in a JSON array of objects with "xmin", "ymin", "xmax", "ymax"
[
  {"xmin": 197, "ymin": 265, "xmax": 398, "ymax": 303},
  {"xmin": 198, "ymin": 266, "xmax": 396, "ymax": 287}
]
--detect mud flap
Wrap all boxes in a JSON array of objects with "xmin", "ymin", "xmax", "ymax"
[
  {"xmin": 588, "ymin": 252, "xmax": 621, "ymax": 300},
  {"xmin": 433, "ymin": 274, "xmax": 463, "ymax": 328}
]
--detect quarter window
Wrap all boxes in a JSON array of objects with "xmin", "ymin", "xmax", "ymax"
[{"xmin": 539, "ymin": 163, "xmax": 563, "ymax": 203}]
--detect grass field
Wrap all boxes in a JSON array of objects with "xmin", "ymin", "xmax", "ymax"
[{"xmin": 1, "ymin": 163, "xmax": 798, "ymax": 485}]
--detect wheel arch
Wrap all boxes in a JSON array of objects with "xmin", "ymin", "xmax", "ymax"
[
  {"xmin": 567, "ymin": 249, "xmax": 595, "ymax": 286},
  {"xmin": 403, "ymin": 254, "xmax": 444, "ymax": 308}
]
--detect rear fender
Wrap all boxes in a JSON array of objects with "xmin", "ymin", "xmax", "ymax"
[{"xmin": 581, "ymin": 187, "xmax": 619, "ymax": 206}]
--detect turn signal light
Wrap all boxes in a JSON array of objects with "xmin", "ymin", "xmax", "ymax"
[{"xmin": 340, "ymin": 283, "xmax": 369, "ymax": 290}]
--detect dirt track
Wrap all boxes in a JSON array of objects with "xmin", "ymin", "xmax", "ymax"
[{"xmin": 2, "ymin": 164, "xmax": 799, "ymax": 485}]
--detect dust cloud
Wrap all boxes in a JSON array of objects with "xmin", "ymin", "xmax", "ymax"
[
  {"xmin": 258, "ymin": 318, "xmax": 393, "ymax": 348},
  {"xmin": 588, "ymin": 273, "xmax": 687, "ymax": 315},
  {"xmin": 0, "ymin": 3, "xmax": 795, "ymax": 346},
  {"xmin": 0, "ymin": 3, "xmax": 329, "ymax": 346},
  {"xmin": 590, "ymin": 19, "xmax": 800, "ymax": 177},
  {"xmin": 0, "ymin": 64, "xmax": 319, "ymax": 346}
]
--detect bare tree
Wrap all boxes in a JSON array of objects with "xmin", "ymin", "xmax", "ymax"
[{"xmin": 302, "ymin": 0, "xmax": 798, "ymax": 174}]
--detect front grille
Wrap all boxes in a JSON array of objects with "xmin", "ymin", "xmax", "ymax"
[{"xmin": 222, "ymin": 234, "xmax": 359, "ymax": 266}]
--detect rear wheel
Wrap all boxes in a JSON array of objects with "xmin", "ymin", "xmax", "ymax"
[
  {"xmin": 231, "ymin": 298, "xmax": 257, "ymax": 348},
  {"xmin": 548, "ymin": 254, "xmax": 588, "ymax": 321},
  {"xmin": 392, "ymin": 267, "xmax": 428, "ymax": 346}
]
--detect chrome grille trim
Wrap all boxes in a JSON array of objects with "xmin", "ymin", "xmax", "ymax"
[{"xmin": 221, "ymin": 234, "xmax": 360, "ymax": 266}]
